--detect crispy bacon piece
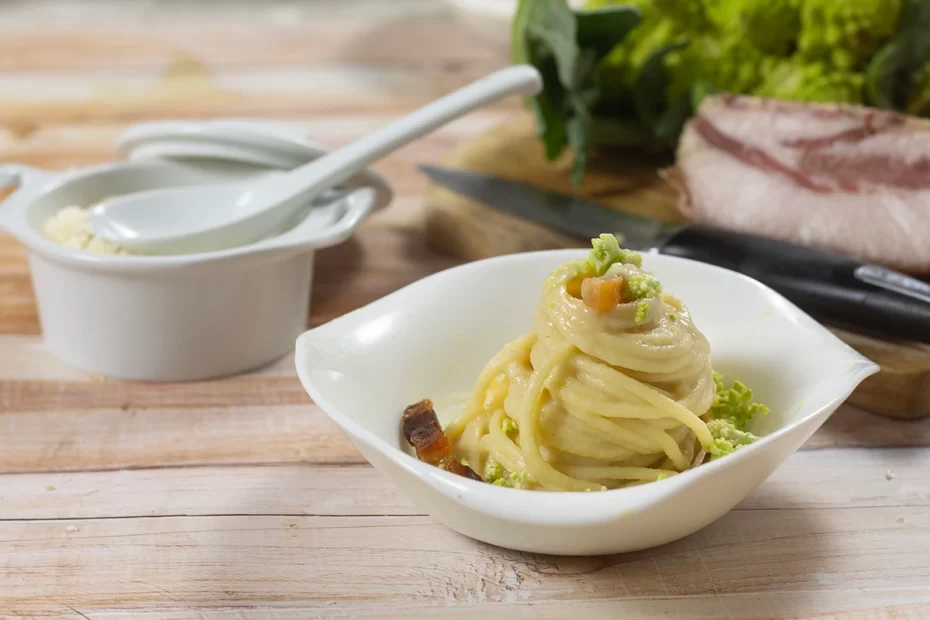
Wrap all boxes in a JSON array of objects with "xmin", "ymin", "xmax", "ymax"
[
  {"xmin": 402, "ymin": 399, "xmax": 482, "ymax": 481},
  {"xmin": 668, "ymin": 94, "xmax": 930, "ymax": 274}
]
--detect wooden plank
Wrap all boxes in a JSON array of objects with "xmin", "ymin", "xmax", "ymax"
[
  {"xmin": 0, "ymin": 113, "xmax": 511, "ymax": 173},
  {"xmin": 0, "ymin": 17, "xmax": 506, "ymax": 73},
  {"xmin": 0, "ymin": 64, "xmax": 517, "ymax": 127},
  {"xmin": 16, "ymin": 590, "xmax": 930, "ymax": 620},
  {"xmin": 0, "ymin": 465, "xmax": 415, "ymax": 519},
  {"xmin": 2, "ymin": 393, "xmax": 927, "ymax": 474},
  {"xmin": 0, "ymin": 449, "xmax": 926, "ymax": 520},
  {"xmin": 803, "ymin": 406, "xmax": 930, "ymax": 450},
  {"xmin": 0, "ymin": 405, "xmax": 363, "ymax": 474},
  {"xmin": 0, "ymin": 508, "xmax": 928, "ymax": 609}
]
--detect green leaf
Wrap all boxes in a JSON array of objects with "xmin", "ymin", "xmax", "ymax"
[
  {"xmin": 588, "ymin": 116, "xmax": 655, "ymax": 147},
  {"xmin": 632, "ymin": 40, "xmax": 690, "ymax": 134},
  {"xmin": 576, "ymin": 6, "xmax": 643, "ymax": 62},
  {"xmin": 690, "ymin": 80, "xmax": 716, "ymax": 110},
  {"xmin": 511, "ymin": 0, "xmax": 644, "ymax": 185},
  {"xmin": 900, "ymin": 0, "xmax": 930, "ymax": 32},
  {"xmin": 652, "ymin": 93, "xmax": 691, "ymax": 143},
  {"xmin": 566, "ymin": 87, "xmax": 598, "ymax": 185},
  {"xmin": 866, "ymin": 30, "xmax": 930, "ymax": 110},
  {"xmin": 523, "ymin": 0, "xmax": 579, "ymax": 89},
  {"xmin": 531, "ymin": 62, "xmax": 569, "ymax": 159}
]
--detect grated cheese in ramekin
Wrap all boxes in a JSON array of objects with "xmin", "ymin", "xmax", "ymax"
[{"xmin": 42, "ymin": 206, "xmax": 132, "ymax": 255}]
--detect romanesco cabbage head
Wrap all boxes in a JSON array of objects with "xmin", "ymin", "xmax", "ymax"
[
  {"xmin": 798, "ymin": 0, "xmax": 904, "ymax": 70},
  {"xmin": 756, "ymin": 60, "xmax": 865, "ymax": 103},
  {"xmin": 596, "ymin": 9, "xmax": 685, "ymax": 99},
  {"xmin": 706, "ymin": 0, "xmax": 802, "ymax": 56},
  {"xmin": 652, "ymin": 0, "xmax": 712, "ymax": 30},
  {"xmin": 666, "ymin": 35, "xmax": 775, "ymax": 100}
]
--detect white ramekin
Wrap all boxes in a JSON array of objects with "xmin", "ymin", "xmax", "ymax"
[{"xmin": 0, "ymin": 147, "xmax": 391, "ymax": 381}]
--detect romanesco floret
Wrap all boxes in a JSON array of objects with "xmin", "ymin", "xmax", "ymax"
[
  {"xmin": 510, "ymin": 471, "xmax": 530, "ymax": 488},
  {"xmin": 798, "ymin": 0, "xmax": 904, "ymax": 70},
  {"xmin": 711, "ymin": 372, "xmax": 769, "ymax": 428},
  {"xmin": 595, "ymin": 6, "xmax": 686, "ymax": 103},
  {"xmin": 756, "ymin": 60, "xmax": 865, "ymax": 103},
  {"xmin": 624, "ymin": 272, "xmax": 662, "ymax": 300},
  {"xmin": 706, "ymin": 418, "xmax": 758, "ymax": 459},
  {"xmin": 588, "ymin": 233, "xmax": 643, "ymax": 275},
  {"xmin": 666, "ymin": 35, "xmax": 775, "ymax": 100},
  {"xmin": 705, "ymin": 0, "xmax": 802, "ymax": 56},
  {"xmin": 492, "ymin": 477, "xmax": 513, "ymax": 487},
  {"xmin": 653, "ymin": 0, "xmax": 712, "ymax": 30},
  {"xmin": 634, "ymin": 300, "xmax": 650, "ymax": 323}
]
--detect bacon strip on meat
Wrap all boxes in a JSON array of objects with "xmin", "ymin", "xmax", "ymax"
[
  {"xmin": 667, "ymin": 94, "xmax": 930, "ymax": 274},
  {"xmin": 402, "ymin": 399, "xmax": 482, "ymax": 481}
]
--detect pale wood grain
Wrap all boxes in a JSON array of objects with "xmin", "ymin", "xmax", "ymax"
[
  {"xmin": 1, "ymin": 1, "xmax": 929, "ymax": 616},
  {"xmin": 1, "ymin": 508, "xmax": 928, "ymax": 610},
  {"xmin": 13, "ymin": 590, "xmax": 929, "ymax": 620},
  {"xmin": 0, "ymin": 405, "xmax": 364, "ymax": 474},
  {"xmin": 0, "ymin": 449, "xmax": 925, "ymax": 521},
  {"xmin": 2, "ymin": 393, "xmax": 927, "ymax": 474},
  {"xmin": 0, "ymin": 465, "xmax": 415, "ymax": 519},
  {"xmin": 0, "ymin": 16, "xmax": 504, "ymax": 73}
]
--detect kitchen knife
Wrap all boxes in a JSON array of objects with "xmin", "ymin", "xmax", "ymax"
[{"xmin": 421, "ymin": 164, "xmax": 930, "ymax": 343}]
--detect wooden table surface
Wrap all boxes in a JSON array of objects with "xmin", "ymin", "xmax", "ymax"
[{"xmin": 1, "ymin": 2, "xmax": 929, "ymax": 618}]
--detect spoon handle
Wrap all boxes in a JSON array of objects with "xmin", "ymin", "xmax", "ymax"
[{"xmin": 266, "ymin": 65, "xmax": 542, "ymax": 204}]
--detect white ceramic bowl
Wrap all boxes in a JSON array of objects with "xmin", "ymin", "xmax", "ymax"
[
  {"xmin": 0, "ymin": 159, "xmax": 391, "ymax": 382},
  {"xmin": 295, "ymin": 249, "xmax": 878, "ymax": 555}
]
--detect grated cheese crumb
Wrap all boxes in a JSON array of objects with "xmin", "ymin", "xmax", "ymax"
[{"xmin": 42, "ymin": 206, "xmax": 132, "ymax": 255}]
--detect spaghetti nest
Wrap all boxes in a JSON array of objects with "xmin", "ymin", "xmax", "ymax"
[{"xmin": 445, "ymin": 235, "xmax": 722, "ymax": 492}]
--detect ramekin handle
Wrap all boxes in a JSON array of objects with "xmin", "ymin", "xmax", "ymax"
[{"xmin": 0, "ymin": 164, "xmax": 55, "ymax": 230}]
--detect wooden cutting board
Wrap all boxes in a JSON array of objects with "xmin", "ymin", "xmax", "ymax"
[{"xmin": 425, "ymin": 113, "xmax": 930, "ymax": 420}]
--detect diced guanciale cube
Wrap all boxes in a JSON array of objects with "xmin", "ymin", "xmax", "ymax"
[
  {"xmin": 402, "ymin": 399, "xmax": 481, "ymax": 481},
  {"xmin": 581, "ymin": 275, "xmax": 625, "ymax": 313}
]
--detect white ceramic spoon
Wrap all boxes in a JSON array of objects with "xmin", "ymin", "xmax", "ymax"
[{"xmin": 89, "ymin": 65, "xmax": 543, "ymax": 255}]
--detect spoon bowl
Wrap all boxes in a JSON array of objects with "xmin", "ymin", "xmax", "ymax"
[
  {"xmin": 91, "ymin": 65, "xmax": 543, "ymax": 255},
  {"xmin": 88, "ymin": 177, "xmax": 302, "ymax": 255}
]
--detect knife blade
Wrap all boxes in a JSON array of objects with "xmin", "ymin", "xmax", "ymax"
[{"xmin": 421, "ymin": 164, "xmax": 930, "ymax": 342}]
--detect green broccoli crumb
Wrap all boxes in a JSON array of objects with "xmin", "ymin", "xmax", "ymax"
[
  {"xmin": 634, "ymin": 300, "xmax": 650, "ymax": 323},
  {"xmin": 484, "ymin": 459, "xmax": 504, "ymax": 483},
  {"xmin": 510, "ymin": 471, "xmax": 530, "ymax": 488},
  {"xmin": 501, "ymin": 417, "xmax": 520, "ymax": 439},
  {"xmin": 492, "ymin": 477, "xmax": 513, "ymax": 487},
  {"xmin": 667, "ymin": 313, "xmax": 677, "ymax": 321}
]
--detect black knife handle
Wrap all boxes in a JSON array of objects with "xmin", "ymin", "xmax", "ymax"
[{"xmin": 658, "ymin": 225, "xmax": 930, "ymax": 342}]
